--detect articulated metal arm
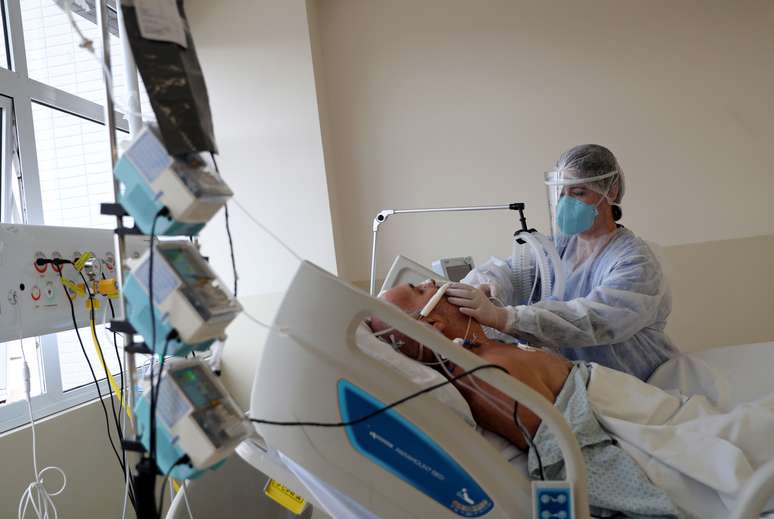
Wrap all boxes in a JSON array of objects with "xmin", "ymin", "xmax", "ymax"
[{"xmin": 369, "ymin": 203, "xmax": 525, "ymax": 295}]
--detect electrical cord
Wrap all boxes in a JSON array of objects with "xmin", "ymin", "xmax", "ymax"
[
  {"xmin": 210, "ymin": 153, "xmax": 238, "ymax": 298},
  {"xmin": 57, "ymin": 268, "xmax": 128, "ymax": 482},
  {"xmin": 514, "ymin": 407, "xmax": 545, "ymax": 480},
  {"xmin": 74, "ymin": 269, "xmax": 135, "ymax": 500},
  {"xmin": 250, "ymin": 364, "xmax": 507, "ymax": 428},
  {"xmin": 367, "ymin": 312, "xmax": 547, "ymax": 481},
  {"xmin": 99, "ymin": 295, "xmax": 140, "ymax": 513},
  {"xmin": 431, "ymin": 350, "xmax": 546, "ymax": 480},
  {"xmin": 148, "ymin": 208, "xmax": 168, "ymax": 464},
  {"xmin": 77, "ymin": 270, "xmax": 125, "ymax": 439},
  {"xmin": 103, "ymin": 273, "xmax": 125, "ymax": 414}
]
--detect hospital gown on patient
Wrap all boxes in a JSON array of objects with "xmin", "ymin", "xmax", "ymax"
[
  {"xmin": 463, "ymin": 227, "xmax": 676, "ymax": 381},
  {"xmin": 528, "ymin": 363, "xmax": 682, "ymax": 518}
]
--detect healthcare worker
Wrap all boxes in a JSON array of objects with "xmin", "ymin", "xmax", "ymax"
[{"xmin": 447, "ymin": 144, "xmax": 676, "ymax": 380}]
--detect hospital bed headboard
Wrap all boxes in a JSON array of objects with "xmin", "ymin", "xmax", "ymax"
[
  {"xmin": 250, "ymin": 260, "xmax": 590, "ymax": 518},
  {"xmin": 379, "ymin": 255, "xmax": 447, "ymax": 295}
]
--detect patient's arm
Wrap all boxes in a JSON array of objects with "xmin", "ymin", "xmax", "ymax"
[
  {"xmin": 374, "ymin": 281, "xmax": 572, "ymax": 450},
  {"xmin": 444, "ymin": 343, "xmax": 572, "ymax": 450}
]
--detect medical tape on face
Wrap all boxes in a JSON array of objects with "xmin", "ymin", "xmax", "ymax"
[{"xmin": 419, "ymin": 282, "xmax": 451, "ymax": 317}]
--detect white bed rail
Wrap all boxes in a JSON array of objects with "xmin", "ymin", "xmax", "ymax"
[
  {"xmin": 732, "ymin": 459, "xmax": 774, "ymax": 519},
  {"xmin": 251, "ymin": 260, "xmax": 590, "ymax": 518}
]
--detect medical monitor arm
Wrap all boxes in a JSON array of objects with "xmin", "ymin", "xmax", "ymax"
[{"xmin": 370, "ymin": 202, "xmax": 526, "ymax": 296}]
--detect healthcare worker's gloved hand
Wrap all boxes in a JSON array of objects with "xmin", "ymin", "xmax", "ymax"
[{"xmin": 446, "ymin": 283, "xmax": 509, "ymax": 331}]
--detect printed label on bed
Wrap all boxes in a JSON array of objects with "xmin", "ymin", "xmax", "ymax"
[{"xmin": 338, "ymin": 379, "xmax": 494, "ymax": 517}]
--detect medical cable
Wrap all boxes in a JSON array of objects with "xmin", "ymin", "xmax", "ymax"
[
  {"xmin": 75, "ymin": 267, "xmax": 130, "ymax": 482},
  {"xmin": 57, "ymin": 268, "xmax": 132, "ymax": 495},
  {"xmin": 103, "ymin": 273, "xmax": 126, "ymax": 419},
  {"xmin": 102, "ymin": 302, "xmax": 126, "ymax": 419},
  {"xmin": 431, "ymin": 353, "xmax": 546, "ymax": 480},
  {"xmin": 250, "ymin": 364, "xmax": 506, "ymax": 428},
  {"xmin": 51, "ymin": 260, "xmax": 136, "ymax": 509},
  {"xmin": 420, "ymin": 314, "xmax": 546, "ymax": 480},
  {"xmin": 210, "ymin": 153, "xmax": 239, "ymax": 297},
  {"xmin": 148, "ymin": 208, "xmax": 168, "ymax": 464},
  {"xmin": 242, "ymin": 310, "xmax": 290, "ymax": 335},
  {"xmin": 78, "ymin": 269, "xmax": 129, "ymax": 425},
  {"xmin": 231, "ymin": 198, "xmax": 302, "ymax": 263},
  {"xmin": 16, "ymin": 301, "xmax": 66, "ymax": 519},
  {"xmin": 430, "ymin": 316, "xmax": 545, "ymax": 479},
  {"xmin": 78, "ymin": 270, "xmax": 142, "ymax": 503}
]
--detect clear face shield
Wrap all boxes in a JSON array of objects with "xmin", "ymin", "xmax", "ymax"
[{"xmin": 544, "ymin": 169, "xmax": 619, "ymax": 242}]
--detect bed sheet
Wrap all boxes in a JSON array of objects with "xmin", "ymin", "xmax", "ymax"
[{"xmin": 649, "ymin": 341, "xmax": 774, "ymax": 410}]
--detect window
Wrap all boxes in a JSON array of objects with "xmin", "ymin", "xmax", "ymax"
[{"xmin": 0, "ymin": 0, "xmax": 152, "ymax": 432}]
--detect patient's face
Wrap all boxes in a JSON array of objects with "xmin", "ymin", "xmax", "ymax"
[
  {"xmin": 373, "ymin": 281, "xmax": 482, "ymax": 361},
  {"xmin": 381, "ymin": 281, "xmax": 438, "ymax": 314}
]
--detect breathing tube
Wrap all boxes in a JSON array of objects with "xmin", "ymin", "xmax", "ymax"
[{"xmin": 511, "ymin": 232, "xmax": 565, "ymax": 302}]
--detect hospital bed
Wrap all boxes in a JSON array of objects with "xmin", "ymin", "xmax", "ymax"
[
  {"xmin": 226, "ymin": 256, "xmax": 773, "ymax": 519},
  {"xmin": 241, "ymin": 259, "xmax": 589, "ymax": 518}
]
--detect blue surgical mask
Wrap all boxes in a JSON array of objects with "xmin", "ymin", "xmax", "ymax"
[{"xmin": 556, "ymin": 196, "xmax": 598, "ymax": 235}]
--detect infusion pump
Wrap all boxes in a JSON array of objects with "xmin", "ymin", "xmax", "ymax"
[
  {"xmin": 124, "ymin": 240, "xmax": 242, "ymax": 356},
  {"xmin": 135, "ymin": 358, "xmax": 253, "ymax": 479},
  {"xmin": 114, "ymin": 126, "xmax": 233, "ymax": 237}
]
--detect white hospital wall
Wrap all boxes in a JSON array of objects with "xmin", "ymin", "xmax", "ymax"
[
  {"xmin": 309, "ymin": 0, "xmax": 774, "ymax": 351},
  {"xmin": 188, "ymin": 0, "xmax": 337, "ymax": 406}
]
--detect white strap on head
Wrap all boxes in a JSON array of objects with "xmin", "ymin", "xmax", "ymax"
[
  {"xmin": 419, "ymin": 282, "xmax": 451, "ymax": 317},
  {"xmin": 544, "ymin": 169, "xmax": 618, "ymax": 187}
]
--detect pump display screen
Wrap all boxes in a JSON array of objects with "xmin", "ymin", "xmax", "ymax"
[
  {"xmin": 159, "ymin": 244, "xmax": 236, "ymax": 319},
  {"xmin": 161, "ymin": 246, "xmax": 213, "ymax": 286},
  {"xmin": 171, "ymin": 364, "xmax": 225, "ymax": 410}
]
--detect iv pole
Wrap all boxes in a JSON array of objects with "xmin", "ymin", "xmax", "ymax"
[{"xmin": 369, "ymin": 202, "xmax": 527, "ymax": 295}]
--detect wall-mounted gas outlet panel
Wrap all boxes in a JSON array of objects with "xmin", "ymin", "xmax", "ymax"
[{"xmin": 0, "ymin": 223, "xmax": 147, "ymax": 342}]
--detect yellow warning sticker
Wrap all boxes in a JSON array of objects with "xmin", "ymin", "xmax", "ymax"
[{"xmin": 264, "ymin": 479, "xmax": 307, "ymax": 515}]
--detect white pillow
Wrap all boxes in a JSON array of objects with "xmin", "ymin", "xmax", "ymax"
[{"xmin": 354, "ymin": 322, "xmax": 476, "ymax": 427}]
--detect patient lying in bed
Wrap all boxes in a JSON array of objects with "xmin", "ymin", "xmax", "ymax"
[
  {"xmin": 373, "ymin": 280, "xmax": 572, "ymax": 449},
  {"xmin": 374, "ymin": 281, "xmax": 774, "ymax": 519}
]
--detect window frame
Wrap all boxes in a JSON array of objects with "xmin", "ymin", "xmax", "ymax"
[{"xmin": 0, "ymin": 0, "xmax": 135, "ymax": 433}]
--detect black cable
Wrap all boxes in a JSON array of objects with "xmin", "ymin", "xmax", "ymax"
[
  {"xmin": 151, "ymin": 335, "xmax": 174, "ymax": 455},
  {"xmin": 77, "ymin": 270, "xmax": 123, "ymax": 448},
  {"xmin": 514, "ymin": 405, "xmax": 545, "ymax": 481},
  {"xmin": 57, "ymin": 268, "xmax": 125, "ymax": 472},
  {"xmin": 148, "ymin": 208, "xmax": 167, "ymax": 463},
  {"xmin": 77, "ymin": 268, "xmax": 138, "ymax": 508},
  {"xmin": 101, "ymin": 272, "xmax": 134, "ymax": 507},
  {"xmin": 102, "ymin": 273, "xmax": 125, "ymax": 426},
  {"xmin": 249, "ymin": 363, "xmax": 546, "ymax": 481},
  {"xmin": 250, "ymin": 364, "xmax": 508, "ymax": 428},
  {"xmin": 210, "ymin": 153, "xmax": 238, "ymax": 297},
  {"xmin": 223, "ymin": 203, "xmax": 238, "ymax": 297},
  {"xmin": 157, "ymin": 455, "xmax": 190, "ymax": 519}
]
